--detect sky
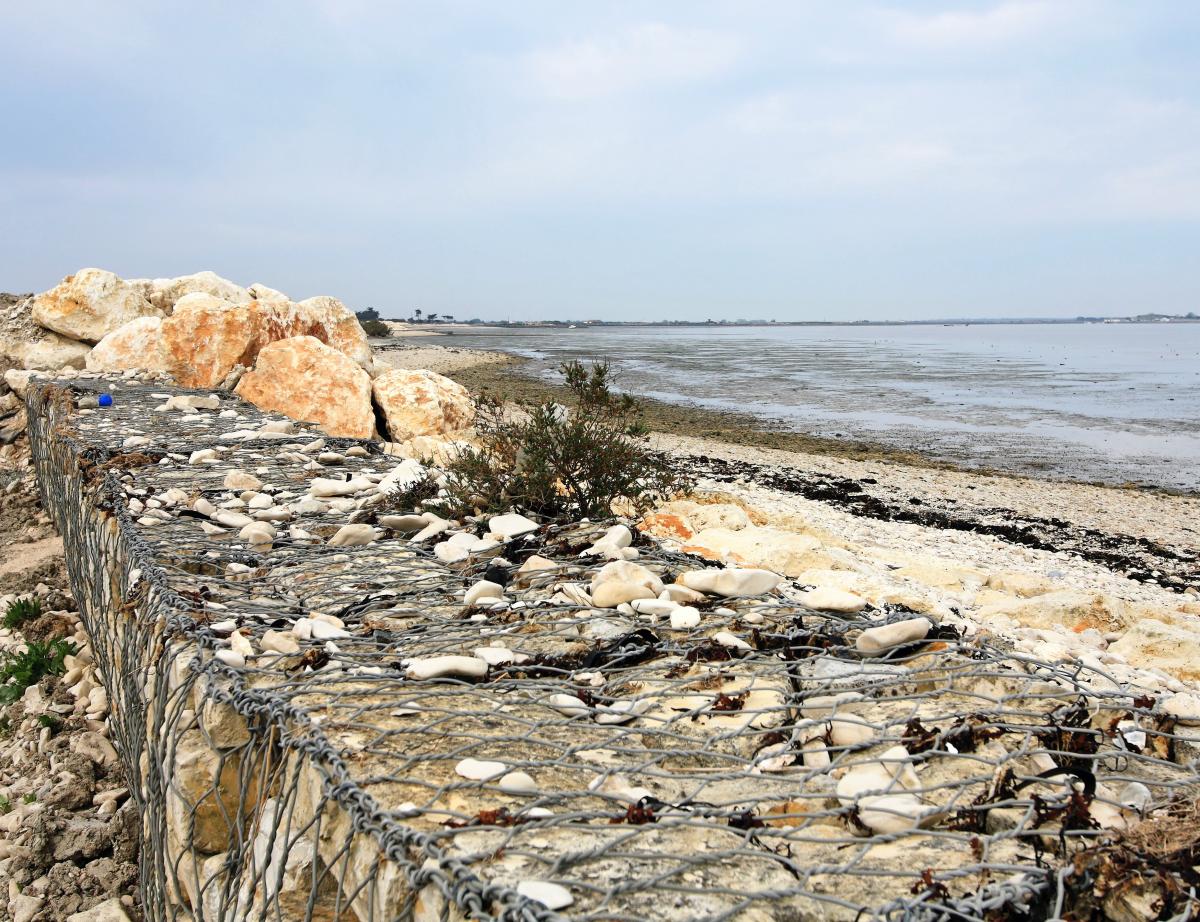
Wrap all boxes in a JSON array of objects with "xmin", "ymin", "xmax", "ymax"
[{"xmin": 1, "ymin": 1, "xmax": 1198, "ymax": 322}]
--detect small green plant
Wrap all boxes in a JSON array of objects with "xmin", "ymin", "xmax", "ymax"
[
  {"xmin": 0, "ymin": 796, "xmax": 10, "ymax": 815},
  {"xmin": 20, "ymin": 793, "xmax": 35, "ymax": 805},
  {"xmin": 434, "ymin": 360, "xmax": 686, "ymax": 521},
  {"xmin": 36, "ymin": 713, "xmax": 61, "ymax": 733},
  {"xmin": 3, "ymin": 597, "xmax": 42, "ymax": 631},
  {"xmin": 0, "ymin": 639, "xmax": 76, "ymax": 704}
]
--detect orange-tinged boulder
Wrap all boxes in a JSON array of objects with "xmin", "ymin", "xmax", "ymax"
[
  {"xmin": 372, "ymin": 368, "xmax": 474, "ymax": 442},
  {"xmin": 31, "ymin": 268, "xmax": 161, "ymax": 343},
  {"xmin": 162, "ymin": 294, "xmax": 256, "ymax": 388},
  {"xmin": 86, "ymin": 316, "xmax": 168, "ymax": 373},
  {"xmin": 254, "ymin": 296, "xmax": 371, "ymax": 369},
  {"xmin": 234, "ymin": 336, "xmax": 374, "ymax": 438},
  {"xmin": 161, "ymin": 294, "xmax": 373, "ymax": 388}
]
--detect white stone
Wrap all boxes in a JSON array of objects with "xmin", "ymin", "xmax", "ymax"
[
  {"xmin": 499, "ymin": 771, "xmax": 537, "ymax": 794},
  {"xmin": 800, "ymin": 587, "xmax": 868, "ymax": 613},
  {"xmin": 224, "ymin": 470, "xmax": 262, "ymax": 491},
  {"xmin": 464, "ymin": 581, "xmax": 505, "ymax": 607},
  {"xmin": 309, "ymin": 476, "xmax": 374, "ymax": 497},
  {"xmin": 548, "ymin": 693, "xmax": 590, "ymax": 718},
  {"xmin": 405, "ymin": 655, "xmax": 488, "ymax": 681},
  {"xmin": 489, "ymin": 513, "xmax": 539, "ymax": 540},
  {"xmin": 856, "ymin": 617, "xmax": 932, "ymax": 654},
  {"xmin": 517, "ymin": 881, "xmax": 574, "ymax": 911},
  {"xmin": 669, "ymin": 607, "xmax": 702, "ymax": 630},
  {"xmin": 455, "ymin": 758, "xmax": 506, "ymax": 780},
  {"xmin": 713, "ymin": 630, "xmax": 751, "ymax": 650},
  {"xmin": 329, "ymin": 523, "xmax": 377, "ymax": 547},
  {"xmin": 678, "ymin": 568, "xmax": 782, "ymax": 598},
  {"xmin": 592, "ymin": 581, "xmax": 657, "ymax": 608}
]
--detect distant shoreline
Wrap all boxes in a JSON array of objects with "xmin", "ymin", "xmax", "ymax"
[{"xmin": 387, "ymin": 316, "xmax": 1200, "ymax": 332}]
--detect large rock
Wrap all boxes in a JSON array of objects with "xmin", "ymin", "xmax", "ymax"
[
  {"xmin": 162, "ymin": 294, "xmax": 257, "ymax": 388},
  {"xmin": 254, "ymin": 296, "xmax": 371, "ymax": 369},
  {"xmin": 1, "ymin": 294, "xmax": 92, "ymax": 371},
  {"xmin": 86, "ymin": 316, "xmax": 168, "ymax": 373},
  {"xmin": 162, "ymin": 294, "xmax": 372, "ymax": 388},
  {"xmin": 30, "ymin": 269, "xmax": 161, "ymax": 343},
  {"xmin": 235, "ymin": 336, "xmax": 374, "ymax": 438},
  {"xmin": 372, "ymin": 368, "xmax": 474, "ymax": 442},
  {"xmin": 144, "ymin": 270, "xmax": 249, "ymax": 313}
]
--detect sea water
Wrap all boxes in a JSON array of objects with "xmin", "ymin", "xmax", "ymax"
[{"xmin": 444, "ymin": 323, "xmax": 1200, "ymax": 491}]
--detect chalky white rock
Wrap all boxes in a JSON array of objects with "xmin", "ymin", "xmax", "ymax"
[
  {"xmin": 856, "ymin": 617, "xmax": 933, "ymax": 654},
  {"xmin": 678, "ymin": 568, "xmax": 782, "ymax": 598}
]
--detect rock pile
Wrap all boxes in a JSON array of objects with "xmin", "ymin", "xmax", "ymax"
[{"xmin": 1, "ymin": 269, "xmax": 475, "ymax": 445}]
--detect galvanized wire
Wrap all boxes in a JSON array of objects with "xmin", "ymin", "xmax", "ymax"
[{"xmin": 25, "ymin": 376, "xmax": 1200, "ymax": 922}]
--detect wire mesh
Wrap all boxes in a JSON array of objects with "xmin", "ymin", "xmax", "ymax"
[{"xmin": 24, "ymin": 375, "xmax": 1200, "ymax": 922}]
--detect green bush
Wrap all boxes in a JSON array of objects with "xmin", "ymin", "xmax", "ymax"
[
  {"xmin": 0, "ymin": 638, "xmax": 76, "ymax": 704},
  {"xmin": 435, "ymin": 360, "xmax": 686, "ymax": 521},
  {"xmin": 360, "ymin": 319, "xmax": 391, "ymax": 338},
  {"xmin": 3, "ymin": 597, "xmax": 41, "ymax": 631}
]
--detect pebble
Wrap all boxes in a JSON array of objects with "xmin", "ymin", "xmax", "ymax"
[
  {"xmin": 309, "ymin": 477, "xmax": 373, "ymax": 497},
  {"xmin": 516, "ymin": 881, "xmax": 573, "ymax": 911},
  {"xmin": 548, "ymin": 693, "xmax": 591, "ymax": 718},
  {"xmin": 800, "ymin": 587, "xmax": 868, "ymax": 613},
  {"xmin": 499, "ymin": 770, "xmax": 537, "ymax": 794},
  {"xmin": 455, "ymin": 758, "xmax": 506, "ymax": 780},
  {"xmin": 856, "ymin": 617, "xmax": 933, "ymax": 654},
  {"xmin": 224, "ymin": 470, "xmax": 262, "ymax": 491},
  {"xmin": 489, "ymin": 513, "xmax": 540, "ymax": 540},
  {"xmin": 378, "ymin": 514, "xmax": 427, "ymax": 533},
  {"xmin": 669, "ymin": 607, "xmax": 702, "ymax": 629},
  {"xmin": 713, "ymin": 630, "xmax": 751, "ymax": 650},
  {"xmin": 678, "ymin": 568, "xmax": 782, "ymax": 598},
  {"xmin": 405, "ymin": 655, "xmax": 488, "ymax": 681},
  {"xmin": 329, "ymin": 523, "xmax": 378, "ymax": 547},
  {"xmin": 464, "ymin": 581, "xmax": 505, "ymax": 607},
  {"xmin": 592, "ymin": 581, "xmax": 658, "ymax": 608}
]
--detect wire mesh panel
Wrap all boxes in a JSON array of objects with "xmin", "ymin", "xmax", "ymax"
[{"xmin": 25, "ymin": 376, "xmax": 1200, "ymax": 921}]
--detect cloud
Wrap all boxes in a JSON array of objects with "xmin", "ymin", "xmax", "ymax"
[
  {"xmin": 523, "ymin": 23, "xmax": 741, "ymax": 100},
  {"xmin": 882, "ymin": 0, "xmax": 1079, "ymax": 47}
]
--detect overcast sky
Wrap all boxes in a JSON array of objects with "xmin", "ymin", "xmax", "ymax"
[{"xmin": 2, "ymin": 2, "xmax": 1198, "ymax": 321}]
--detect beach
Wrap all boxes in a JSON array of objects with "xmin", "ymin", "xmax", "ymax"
[{"xmin": 416, "ymin": 340, "xmax": 1200, "ymax": 618}]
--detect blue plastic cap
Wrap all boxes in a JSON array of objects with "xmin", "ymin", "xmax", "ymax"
[{"xmin": 98, "ymin": 394, "xmax": 113, "ymax": 407}]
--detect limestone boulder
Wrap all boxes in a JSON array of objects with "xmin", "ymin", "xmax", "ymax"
[
  {"xmin": 976, "ymin": 589, "xmax": 1132, "ymax": 634},
  {"xmin": 161, "ymin": 293, "xmax": 373, "ymax": 388},
  {"xmin": 30, "ymin": 268, "xmax": 161, "ymax": 343},
  {"xmin": 162, "ymin": 294, "xmax": 256, "ymax": 388},
  {"xmin": 86, "ymin": 316, "xmax": 168, "ymax": 373},
  {"xmin": 235, "ymin": 336, "xmax": 375, "ymax": 438},
  {"xmin": 145, "ymin": 270, "xmax": 250, "ymax": 313},
  {"xmin": 372, "ymin": 368, "xmax": 474, "ymax": 442},
  {"xmin": 254, "ymin": 296, "xmax": 371, "ymax": 369},
  {"xmin": 0, "ymin": 294, "xmax": 93, "ymax": 371}
]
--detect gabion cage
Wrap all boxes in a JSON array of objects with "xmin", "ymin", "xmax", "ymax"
[{"xmin": 25, "ymin": 376, "xmax": 1200, "ymax": 921}]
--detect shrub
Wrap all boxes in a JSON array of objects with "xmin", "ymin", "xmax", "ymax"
[
  {"xmin": 3, "ymin": 597, "xmax": 41, "ymax": 631},
  {"xmin": 435, "ymin": 360, "xmax": 685, "ymax": 521},
  {"xmin": 0, "ymin": 638, "xmax": 76, "ymax": 704},
  {"xmin": 360, "ymin": 319, "xmax": 391, "ymax": 338}
]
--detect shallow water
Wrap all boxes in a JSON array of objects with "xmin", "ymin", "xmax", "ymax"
[{"xmin": 440, "ymin": 323, "xmax": 1200, "ymax": 491}]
